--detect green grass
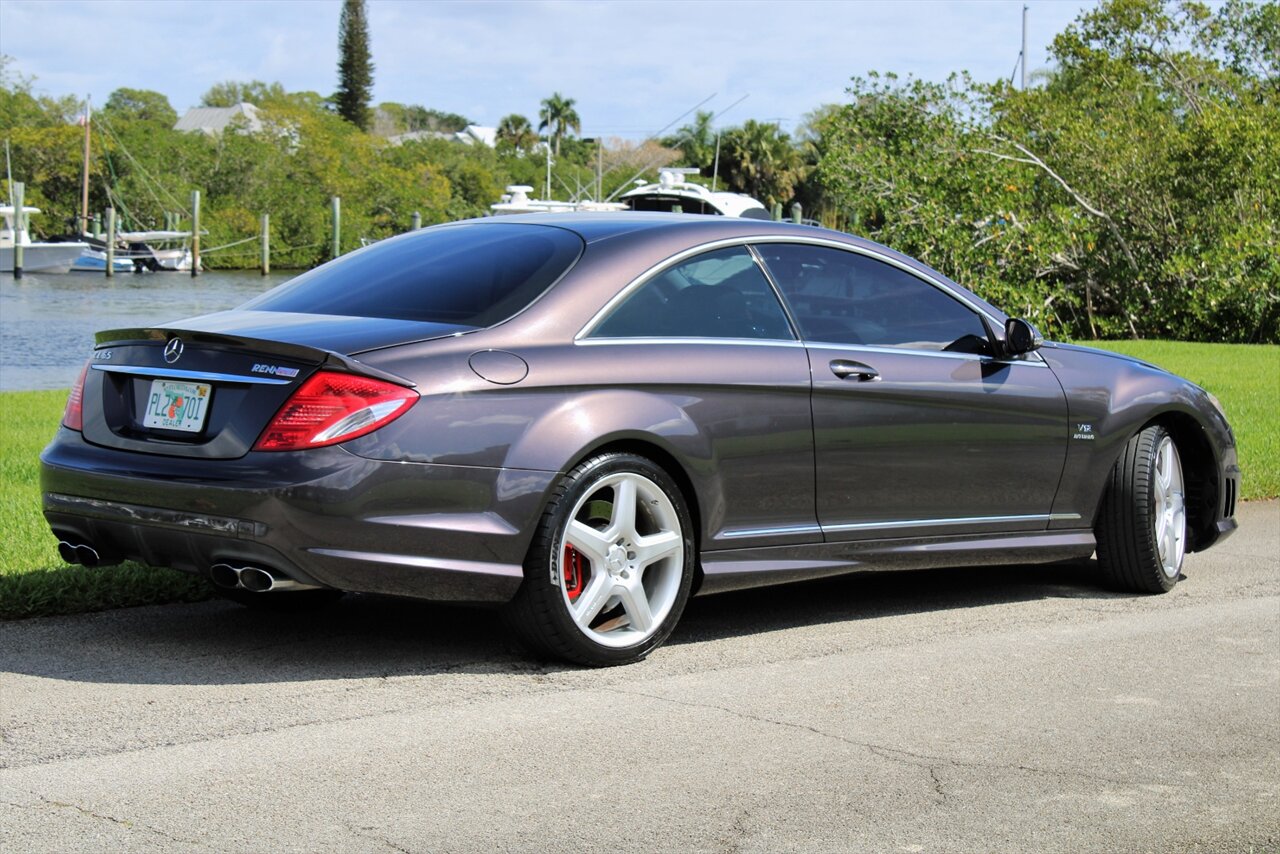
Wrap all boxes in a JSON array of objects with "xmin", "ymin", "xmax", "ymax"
[
  {"xmin": 2, "ymin": 340, "xmax": 1275, "ymax": 619},
  {"xmin": 0, "ymin": 390, "xmax": 209, "ymax": 620},
  {"xmin": 1081, "ymin": 340, "xmax": 1279, "ymax": 500}
]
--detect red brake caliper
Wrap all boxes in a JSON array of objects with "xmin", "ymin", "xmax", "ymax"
[{"xmin": 562, "ymin": 544, "xmax": 586, "ymax": 601}]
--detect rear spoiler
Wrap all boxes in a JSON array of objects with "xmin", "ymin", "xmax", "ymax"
[{"xmin": 93, "ymin": 327, "xmax": 416, "ymax": 388}]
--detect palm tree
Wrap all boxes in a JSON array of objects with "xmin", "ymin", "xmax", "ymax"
[
  {"xmin": 721, "ymin": 120, "xmax": 802, "ymax": 206},
  {"xmin": 666, "ymin": 110, "xmax": 716, "ymax": 173},
  {"xmin": 496, "ymin": 113, "xmax": 537, "ymax": 153},
  {"xmin": 538, "ymin": 92, "xmax": 581, "ymax": 156}
]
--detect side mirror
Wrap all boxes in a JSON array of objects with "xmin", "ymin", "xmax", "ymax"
[{"xmin": 1004, "ymin": 318, "xmax": 1043, "ymax": 356}]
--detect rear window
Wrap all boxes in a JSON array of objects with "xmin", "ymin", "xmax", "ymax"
[{"xmin": 244, "ymin": 223, "xmax": 583, "ymax": 327}]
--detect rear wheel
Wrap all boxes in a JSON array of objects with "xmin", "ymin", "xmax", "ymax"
[
  {"xmin": 1096, "ymin": 425, "xmax": 1186, "ymax": 593},
  {"xmin": 504, "ymin": 453, "xmax": 694, "ymax": 666}
]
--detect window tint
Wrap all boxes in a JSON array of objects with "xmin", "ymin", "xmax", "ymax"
[
  {"xmin": 244, "ymin": 224, "xmax": 583, "ymax": 327},
  {"xmin": 758, "ymin": 244, "xmax": 992, "ymax": 355},
  {"xmin": 592, "ymin": 246, "xmax": 794, "ymax": 340}
]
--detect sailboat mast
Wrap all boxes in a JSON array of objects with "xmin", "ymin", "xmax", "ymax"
[{"xmin": 80, "ymin": 96, "xmax": 91, "ymax": 235}]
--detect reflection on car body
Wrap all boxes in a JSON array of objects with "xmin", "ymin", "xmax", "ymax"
[{"xmin": 41, "ymin": 214, "xmax": 1239, "ymax": 665}]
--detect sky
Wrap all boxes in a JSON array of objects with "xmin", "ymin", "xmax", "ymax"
[{"xmin": 0, "ymin": 0, "xmax": 1096, "ymax": 138}]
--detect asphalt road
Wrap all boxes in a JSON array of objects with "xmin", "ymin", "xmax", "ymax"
[{"xmin": 2, "ymin": 502, "xmax": 1276, "ymax": 853}]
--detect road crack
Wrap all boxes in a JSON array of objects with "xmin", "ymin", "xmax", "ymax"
[
  {"xmin": 28, "ymin": 794, "xmax": 208, "ymax": 847},
  {"xmin": 608, "ymin": 686, "xmax": 1155, "ymax": 792}
]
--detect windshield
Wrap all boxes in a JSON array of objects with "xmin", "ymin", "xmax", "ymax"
[{"xmin": 244, "ymin": 223, "xmax": 584, "ymax": 328}]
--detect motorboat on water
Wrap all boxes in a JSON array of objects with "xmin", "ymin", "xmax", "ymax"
[
  {"xmin": 490, "ymin": 169, "xmax": 769, "ymax": 219},
  {"xmin": 51, "ymin": 230, "xmax": 198, "ymax": 272},
  {"xmin": 1, "ymin": 205, "xmax": 88, "ymax": 274},
  {"xmin": 119, "ymin": 230, "xmax": 198, "ymax": 271}
]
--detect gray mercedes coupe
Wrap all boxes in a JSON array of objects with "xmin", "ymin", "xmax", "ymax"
[{"xmin": 40, "ymin": 214, "xmax": 1240, "ymax": 665}]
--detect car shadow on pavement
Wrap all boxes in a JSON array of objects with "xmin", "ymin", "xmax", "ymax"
[
  {"xmin": 0, "ymin": 557, "xmax": 1133, "ymax": 687},
  {"xmin": 672, "ymin": 557, "xmax": 1128, "ymax": 646}
]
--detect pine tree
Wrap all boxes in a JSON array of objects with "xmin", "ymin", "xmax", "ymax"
[{"xmin": 336, "ymin": 0, "xmax": 374, "ymax": 130}]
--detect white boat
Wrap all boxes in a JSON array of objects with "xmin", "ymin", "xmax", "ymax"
[
  {"xmin": 69, "ymin": 246, "xmax": 136, "ymax": 273},
  {"xmin": 491, "ymin": 186, "xmax": 626, "ymax": 215},
  {"xmin": 490, "ymin": 169, "xmax": 769, "ymax": 219},
  {"xmin": 118, "ymin": 230, "xmax": 198, "ymax": 272},
  {"xmin": 1, "ymin": 205, "xmax": 88, "ymax": 274},
  {"xmin": 618, "ymin": 168, "xmax": 769, "ymax": 218}
]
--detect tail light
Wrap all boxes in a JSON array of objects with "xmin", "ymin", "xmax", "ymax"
[
  {"xmin": 62, "ymin": 361, "xmax": 90, "ymax": 431},
  {"xmin": 253, "ymin": 371, "xmax": 418, "ymax": 451}
]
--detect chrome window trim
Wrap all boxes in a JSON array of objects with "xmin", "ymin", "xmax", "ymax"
[
  {"xmin": 92, "ymin": 364, "xmax": 293, "ymax": 385},
  {"xmin": 575, "ymin": 337, "xmax": 805, "ymax": 349},
  {"xmin": 746, "ymin": 235, "xmax": 1004, "ymax": 327},
  {"xmin": 577, "ymin": 237, "xmax": 802, "ymax": 341},
  {"xmin": 576, "ymin": 235, "xmax": 1030, "ymax": 356}
]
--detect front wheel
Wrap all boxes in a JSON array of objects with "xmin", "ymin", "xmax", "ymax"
[
  {"xmin": 1096, "ymin": 425, "xmax": 1187, "ymax": 593},
  {"xmin": 504, "ymin": 453, "xmax": 695, "ymax": 666}
]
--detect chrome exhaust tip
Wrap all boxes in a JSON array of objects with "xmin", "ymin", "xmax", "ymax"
[
  {"xmin": 238, "ymin": 567, "xmax": 275, "ymax": 593},
  {"xmin": 209, "ymin": 563, "xmax": 243, "ymax": 589},
  {"xmin": 57, "ymin": 540, "xmax": 102, "ymax": 567},
  {"xmin": 211, "ymin": 563, "xmax": 321, "ymax": 593}
]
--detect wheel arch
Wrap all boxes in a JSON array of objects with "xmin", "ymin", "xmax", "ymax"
[
  {"xmin": 562, "ymin": 437, "xmax": 706, "ymax": 595},
  {"xmin": 1144, "ymin": 411, "xmax": 1219, "ymax": 553}
]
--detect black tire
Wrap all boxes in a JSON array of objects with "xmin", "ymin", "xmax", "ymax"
[
  {"xmin": 214, "ymin": 586, "xmax": 346, "ymax": 613},
  {"xmin": 1095, "ymin": 424, "xmax": 1187, "ymax": 593},
  {"xmin": 503, "ymin": 452, "xmax": 695, "ymax": 666}
]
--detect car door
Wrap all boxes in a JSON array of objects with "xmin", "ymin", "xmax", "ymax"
[
  {"xmin": 755, "ymin": 241, "xmax": 1069, "ymax": 542},
  {"xmin": 580, "ymin": 244, "xmax": 817, "ymax": 550}
]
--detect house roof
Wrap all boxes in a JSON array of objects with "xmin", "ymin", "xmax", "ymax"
[{"xmin": 173, "ymin": 103, "xmax": 265, "ymax": 135}]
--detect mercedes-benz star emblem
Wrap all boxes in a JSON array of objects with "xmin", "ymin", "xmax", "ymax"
[{"xmin": 163, "ymin": 337, "xmax": 184, "ymax": 364}]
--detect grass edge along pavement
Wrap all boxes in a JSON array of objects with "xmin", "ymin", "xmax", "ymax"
[
  {"xmin": 2, "ymin": 340, "xmax": 1277, "ymax": 620},
  {"xmin": 1, "ymin": 390, "xmax": 210, "ymax": 620}
]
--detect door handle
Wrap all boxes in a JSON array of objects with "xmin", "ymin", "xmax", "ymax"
[{"xmin": 829, "ymin": 359, "xmax": 880, "ymax": 381}]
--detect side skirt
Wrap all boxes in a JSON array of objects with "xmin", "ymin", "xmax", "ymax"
[{"xmin": 695, "ymin": 529, "xmax": 1097, "ymax": 596}]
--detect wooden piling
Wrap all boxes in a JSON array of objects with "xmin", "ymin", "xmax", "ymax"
[
  {"xmin": 792, "ymin": 202, "xmax": 802, "ymax": 224},
  {"xmin": 411, "ymin": 211, "xmax": 421, "ymax": 231},
  {"xmin": 92, "ymin": 213, "xmax": 102, "ymax": 240},
  {"xmin": 331, "ymin": 196, "xmax": 341, "ymax": 260},
  {"xmin": 260, "ymin": 213, "xmax": 270, "ymax": 276},
  {"xmin": 772, "ymin": 202, "xmax": 783, "ymax": 222},
  {"xmin": 105, "ymin": 207, "xmax": 115, "ymax": 279},
  {"xmin": 190, "ymin": 190, "xmax": 201, "ymax": 277},
  {"xmin": 12, "ymin": 182, "xmax": 23, "ymax": 278}
]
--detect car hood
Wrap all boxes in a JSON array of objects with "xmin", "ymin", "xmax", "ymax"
[
  {"xmin": 112, "ymin": 310, "xmax": 473, "ymax": 356},
  {"xmin": 1041, "ymin": 341, "xmax": 1165, "ymax": 373}
]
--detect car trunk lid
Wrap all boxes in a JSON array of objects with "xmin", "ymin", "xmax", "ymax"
[{"xmin": 79, "ymin": 312, "xmax": 459, "ymax": 459}]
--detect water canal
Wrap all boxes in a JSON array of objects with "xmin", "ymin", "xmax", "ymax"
[{"xmin": 1, "ymin": 270, "xmax": 297, "ymax": 391}]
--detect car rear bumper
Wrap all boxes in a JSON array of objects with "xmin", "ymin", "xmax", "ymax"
[{"xmin": 40, "ymin": 428, "xmax": 556, "ymax": 603}]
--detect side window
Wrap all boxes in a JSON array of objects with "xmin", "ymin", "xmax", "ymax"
[
  {"xmin": 758, "ymin": 244, "xmax": 993, "ymax": 355},
  {"xmin": 592, "ymin": 246, "xmax": 794, "ymax": 340}
]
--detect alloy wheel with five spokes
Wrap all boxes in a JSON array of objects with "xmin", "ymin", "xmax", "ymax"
[{"xmin": 505, "ymin": 453, "xmax": 694, "ymax": 666}]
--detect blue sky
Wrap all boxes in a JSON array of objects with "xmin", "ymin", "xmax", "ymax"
[{"xmin": 1, "ymin": 0, "xmax": 1095, "ymax": 137}]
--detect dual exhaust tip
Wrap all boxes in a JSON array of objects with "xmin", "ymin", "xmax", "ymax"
[
  {"xmin": 210, "ymin": 563, "xmax": 319, "ymax": 593},
  {"xmin": 56, "ymin": 537, "xmax": 316, "ymax": 594},
  {"xmin": 57, "ymin": 540, "xmax": 119, "ymax": 568}
]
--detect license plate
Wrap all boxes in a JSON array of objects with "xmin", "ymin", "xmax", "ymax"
[{"xmin": 144, "ymin": 380, "xmax": 212, "ymax": 433}]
